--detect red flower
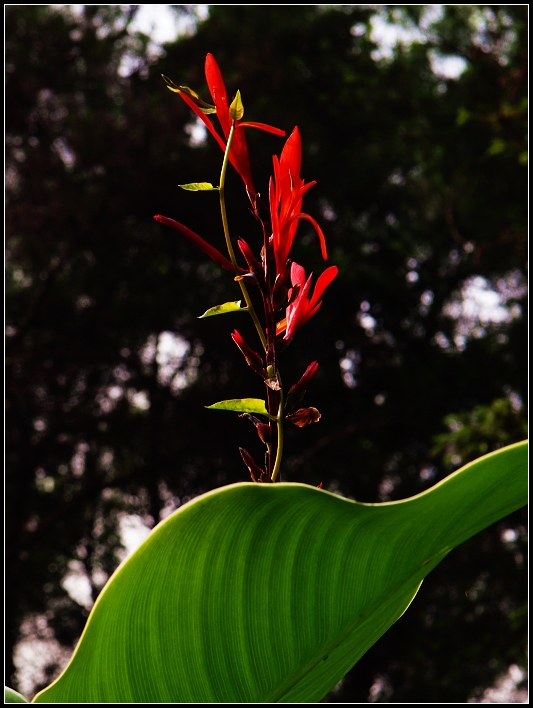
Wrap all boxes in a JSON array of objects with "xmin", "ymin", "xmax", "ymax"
[
  {"xmin": 171, "ymin": 54, "xmax": 285, "ymax": 203},
  {"xmin": 280, "ymin": 262, "xmax": 338, "ymax": 342},
  {"xmin": 270, "ymin": 127, "xmax": 328, "ymax": 278}
]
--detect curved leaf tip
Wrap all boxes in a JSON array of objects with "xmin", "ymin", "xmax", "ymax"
[{"xmin": 5, "ymin": 687, "xmax": 28, "ymax": 703}]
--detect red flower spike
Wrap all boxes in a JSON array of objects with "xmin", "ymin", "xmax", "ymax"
[
  {"xmin": 153, "ymin": 215, "xmax": 244, "ymax": 273},
  {"xmin": 270, "ymin": 127, "xmax": 328, "ymax": 278},
  {"xmin": 282, "ymin": 262, "xmax": 338, "ymax": 342},
  {"xmin": 231, "ymin": 330, "xmax": 267, "ymax": 376}
]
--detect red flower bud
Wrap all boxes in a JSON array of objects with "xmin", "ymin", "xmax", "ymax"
[
  {"xmin": 231, "ymin": 330, "xmax": 266, "ymax": 377},
  {"xmin": 285, "ymin": 361, "xmax": 318, "ymax": 413},
  {"xmin": 239, "ymin": 447, "xmax": 265, "ymax": 483},
  {"xmin": 238, "ymin": 239, "xmax": 262, "ymax": 276},
  {"xmin": 154, "ymin": 215, "xmax": 244, "ymax": 274}
]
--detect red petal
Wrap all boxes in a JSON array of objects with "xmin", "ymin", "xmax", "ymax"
[
  {"xmin": 285, "ymin": 212, "xmax": 328, "ymax": 260},
  {"xmin": 280, "ymin": 127, "xmax": 302, "ymax": 183},
  {"xmin": 205, "ymin": 54, "xmax": 230, "ymax": 137},
  {"xmin": 296, "ymin": 361, "xmax": 319, "ymax": 388},
  {"xmin": 239, "ymin": 121, "xmax": 286, "ymax": 136},
  {"xmin": 309, "ymin": 266, "xmax": 338, "ymax": 307},
  {"xmin": 231, "ymin": 125, "xmax": 256, "ymax": 198},
  {"xmin": 154, "ymin": 215, "xmax": 241, "ymax": 273},
  {"xmin": 290, "ymin": 261, "xmax": 307, "ymax": 287}
]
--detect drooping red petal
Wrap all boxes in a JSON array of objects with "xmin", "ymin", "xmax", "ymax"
[
  {"xmin": 309, "ymin": 265, "xmax": 338, "ymax": 307},
  {"xmin": 284, "ymin": 213, "xmax": 328, "ymax": 261},
  {"xmin": 154, "ymin": 215, "xmax": 242, "ymax": 273}
]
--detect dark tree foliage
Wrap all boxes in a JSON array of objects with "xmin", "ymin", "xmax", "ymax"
[{"xmin": 6, "ymin": 5, "xmax": 527, "ymax": 702}]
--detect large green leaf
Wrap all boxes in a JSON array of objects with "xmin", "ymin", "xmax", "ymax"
[
  {"xmin": 5, "ymin": 687, "xmax": 28, "ymax": 703},
  {"xmin": 33, "ymin": 441, "xmax": 527, "ymax": 703}
]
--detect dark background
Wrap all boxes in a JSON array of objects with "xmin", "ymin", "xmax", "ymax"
[{"xmin": 6, "ymin": 5, "xmax": 527, "ymax": 702}]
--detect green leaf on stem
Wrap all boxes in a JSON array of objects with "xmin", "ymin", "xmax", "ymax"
[
  {"xmin": 198, "ymin": 301, "xmax": 247, "ymax": 318},
  {"xmin": 32, "ymin": 442, "xmax": 527, "ymax": 704},
  {"xmin": 179, "ymin": 182, "xmax": 219, "ymax": 191},
  {"xmin": 206, "ymin": 398, "xmax": 275, "ymax": 419}
]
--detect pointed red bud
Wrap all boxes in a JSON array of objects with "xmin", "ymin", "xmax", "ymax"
[
  {"xmin": 238, "ymin": 239, "xmax": 262, "ymax": 275},
  {"xmin": 154, "ymin": 215, "xmax": 245, "ymax": 274},
  {"xmin": 296, "ymin": 361, "xmax": 319, "ymax": 388},
  {"xmin": 239, "ymin": 447, "xmax": 264, "ymax": 483},
  {"xmin": 231, "ymin": 330, "xmax": 267, "ymax": 377},
  {"xmin": 285, "ymin": 361, "xmax": 319, "ymax": 413}
]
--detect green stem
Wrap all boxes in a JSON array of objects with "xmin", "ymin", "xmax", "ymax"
[
  {"xmin": 271, "ymin": 378, "xmax": 284, "ymax": 483},
  {"xmin": 219, "ymin": 122, "xmax": 267, "ymax": 351}
]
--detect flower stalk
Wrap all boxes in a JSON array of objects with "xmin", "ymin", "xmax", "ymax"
[
  {"xmin": 219, "ymin": 121, "xmax": 267, "ymax": 352},
  {"xmin": 155, "ymin": 54, "xmax": 338, "ymax": 482}
]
